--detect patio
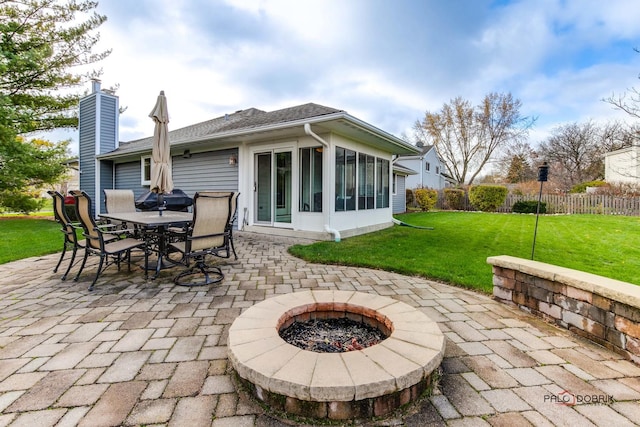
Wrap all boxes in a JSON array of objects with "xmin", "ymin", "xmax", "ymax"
[{"xmin": 0, "ymin": 232, "xmax": 639, "ymax": 426}]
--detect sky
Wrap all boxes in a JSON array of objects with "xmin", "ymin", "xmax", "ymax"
[{"xmin": 44, "ymin": 0, "xmax": 640, "ymax": 154}]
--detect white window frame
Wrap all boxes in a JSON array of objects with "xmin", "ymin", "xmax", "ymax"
[
  {"xmin": 141, "ymin": 156, "xmax": 152, "ymax": 186},
  {"xmin": 392, "ymin": 173, "xmax": 398, "ymax": 195}
]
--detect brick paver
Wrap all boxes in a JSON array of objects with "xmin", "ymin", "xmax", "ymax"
[{"xmin": 0, "ymin": 232, "xmax": 638, "ymax": 426}]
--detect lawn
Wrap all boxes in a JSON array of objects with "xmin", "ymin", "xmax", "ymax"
[
  {"xmin": 4, "ymin": 212, "xmax": 640, "ymax": 293},
  {"xmin": 288, "ymin": 212, "xmax": 640, "ymax": 293},
  {"xmin": 0, "ymin": 216, "xmax": 61, "ymax": 264}
]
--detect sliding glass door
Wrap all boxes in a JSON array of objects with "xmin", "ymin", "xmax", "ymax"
[{"xmin": 254, "ymin": 151, "xmax": 292, "ymax": 226}]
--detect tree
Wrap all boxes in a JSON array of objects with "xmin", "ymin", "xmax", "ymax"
[
  {"xmin": 537, "ymin": 120, "xmax": 633, "ymax": 191},
  {"xmin": 604, "ymin": 48, "xmax": 640, "ymax": 120},
  {"xmin": 416, "ymin": 92, "xmax": 534, "ymax": 185},
  {"xmin": 0, "ymin": 0, "xmax": 109, "ymax": 134},
  {"xmin": 0, "ymin": 136, "xmax": 70, "ymax": 213},
  {"xmin": 0, "ymin": 0, "xmax": 108, "ymax": 211},
  {"xmin": 497, "ymin": 141, "xmax": 538, "ymax": 183},
  {"xmin": 505, "ymin": 154, "xmax": 533, "ymax": 183}
]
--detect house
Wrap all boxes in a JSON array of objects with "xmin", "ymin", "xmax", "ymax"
[
  {"xmin": 391, "ymin": 162, "xmax": 417, "ymax": 214},
  {"xmin": 59, "ymin": 157, "xmax": 80, "ymax": 195},
  {"xmin": 78, "ymin": 81, "xmax": 420, "ymax": 240},
  {"xmin": 605, "ymin": 145, "xmax": 640, "ymax": 184},
  {"xmin": 397, "ymin": 144, "xmax": 448, "ymax": 190}
]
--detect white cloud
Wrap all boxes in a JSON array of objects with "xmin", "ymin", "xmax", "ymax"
[{"xmin": 38, "ymin": 0, "xmax": 640, "ymax": 159}]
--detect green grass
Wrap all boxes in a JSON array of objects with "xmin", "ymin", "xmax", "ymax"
[
  {"xmin": 0, "ymin": 216, "xmax": 61, "ymax": 264},
  {"xmin": 4, "ymin": 212, "xmax": 640, "ymax": 293},
  {"xmin": 289, "ymin": 212, "xmax": 640, "ymax": 293}
]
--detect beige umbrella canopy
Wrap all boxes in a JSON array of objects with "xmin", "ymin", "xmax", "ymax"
[{"xmin": 149, "ymin": 90, "xmax": 173, "ymax": 196}]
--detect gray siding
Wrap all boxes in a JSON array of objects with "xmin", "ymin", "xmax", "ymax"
[
  {"xmin": 113, "ymin": 149, "xmax": 240, "ymax": 198},
  {"xmin": 115, "ymin": 161, "xmax": 144, "ymax": 197},
  {"xmin": 98, "ymin": 161, "xmax": 114, "ymax": 214},
  {"xmin": 78, "ymin": 91, "xmax": 119, "ymax": 214},
  {"xmin": 79, "ymin": 96, "xmax": 96, "ymax": 209},
  {"xmin": 173, "ymin": 148, "xmax": 239, "ymax": 196},
  {"xmin": 99, "ymin": 96, "xmax": 118, "ymax": 154},
  {"xmin": 392, "ymin": 175, "xmax": 407, "ymax": 214}
]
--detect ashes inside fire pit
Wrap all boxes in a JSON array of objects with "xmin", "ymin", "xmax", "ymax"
[{"xmin": 279, "ymin": 317, "xmax": 387, "ymax": 353}]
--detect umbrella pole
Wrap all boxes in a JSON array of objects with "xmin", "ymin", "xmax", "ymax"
[{"xmin": 158, "ymin": 193, "xmax": 165, "ymax": 216}]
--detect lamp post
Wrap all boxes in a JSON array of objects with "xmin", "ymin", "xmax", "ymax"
[{"xmin": 531, "ymin": 162, "xmax": 549, "ymax": 260}]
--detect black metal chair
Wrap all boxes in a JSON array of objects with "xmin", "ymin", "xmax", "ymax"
[
  {"xmin": 48, "ymin": 190, "xmax": 85, "ymax": 280},
  {"xmin": 71, "ymin": 190, "xmax": 147, "ymax": 291},
  {"xmin": 168, "ymin": 192, "xmax": 234, "ymax": 286}
]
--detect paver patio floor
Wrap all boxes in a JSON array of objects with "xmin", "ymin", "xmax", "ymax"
[{"xmin": 0, "ymin": 232, "xmax": 639, "ymax": 426}]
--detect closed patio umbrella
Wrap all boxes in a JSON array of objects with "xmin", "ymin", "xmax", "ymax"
[{"xmin": 149, "ymin": 90, "xmax": 173, "ymax": 214}]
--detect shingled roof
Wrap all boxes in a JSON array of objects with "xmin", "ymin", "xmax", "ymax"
[{"xmin": 111, "ymin": 103, "xmax": 344, "ymax": 156}]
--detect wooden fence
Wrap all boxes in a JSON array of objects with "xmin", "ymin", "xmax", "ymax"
[{"xmin": 425, "ymin": 191, "xmax": 640, "ymax": 216}]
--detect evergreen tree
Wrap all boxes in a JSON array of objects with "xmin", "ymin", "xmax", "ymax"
[{"xmin": 0, "ymin": 0, "xmax": 109, "ymax": 211}]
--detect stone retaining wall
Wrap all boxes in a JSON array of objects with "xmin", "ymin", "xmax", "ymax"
[{"xmin": 487, "ymin": 255, "xmax": 640, "ymax": 364}]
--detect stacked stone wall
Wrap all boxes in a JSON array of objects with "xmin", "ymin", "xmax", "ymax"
[{"xmin": 488, "ymin": 255, "xmax": 640, "ymax": 364}]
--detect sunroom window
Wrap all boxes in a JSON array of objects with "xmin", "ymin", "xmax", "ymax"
[
  {"xmin": 335, "ymin": 147, "xmax": 356, "ymax": 211},
  {"xmin": 358, "ymin": 153, "xmax": 375, "ymax": 209},
  {"xmin": 299, "ymin": 147, "xmax": 323, "ymax": 212},
  {"xmin": 376, "ymin": 158, "xmax": 389, "ymax": 208},
  {"xmin": 335, "ymin": 147, "xmax": 390, "ymax": 211}
]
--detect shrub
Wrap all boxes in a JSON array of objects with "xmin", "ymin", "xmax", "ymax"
[
  {"xmin": 414, "ymin": 188, "xmax": 438, "ymax": 211},
  {"xmin": 468, "ymin": 185, "xmax": 508, "ymax": 212},
  {"xmin": 443, "ymin": 188, "xmax": 466, "ymax": 210},
  {"xmin": 512, "ymin": 200, "xmax": 547, "ymax": 214},
  {"xmin": 0, "ymin": 190, "xmax": 46, "ymax": 215},
  {"xmin": 570, "ymin": 180, "xmax": 607, "ymax": 193},
  {"xmin": 405, "ymin": 188, "xmax": 414, "ymax": 207}
]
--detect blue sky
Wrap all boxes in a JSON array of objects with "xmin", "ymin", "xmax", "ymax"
[{"xmin": 49, "ymin": 0, "xmax": 640, "ymax": 153}]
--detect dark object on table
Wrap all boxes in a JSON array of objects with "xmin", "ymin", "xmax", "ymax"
[{"xmin": 135, "ymin": 189, "xmax": 193, "ymax": 212}]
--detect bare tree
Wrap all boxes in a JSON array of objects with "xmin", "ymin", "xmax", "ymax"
[
  {"xmin": 604, "ymin": 48, "xmax": 640, "ymax": 120},
  {"xmin": 537, "ymin": 120, "xmax": 635, "ymax": 191},
  {"xmin": 600, "ymin": 121, "xmax": 638, "ymax": 152},
  {"xmin": 416, "ymin": 93, "xmax": 534, "ymax": 185}
]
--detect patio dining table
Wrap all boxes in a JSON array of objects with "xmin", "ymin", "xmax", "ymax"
[{"xmin": 99, "ymin": 210, "xmax": 192, "ymax": 278}]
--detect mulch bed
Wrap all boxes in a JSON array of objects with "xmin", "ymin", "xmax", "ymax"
[{"xmin": 279, "ymin": 317, "xmax": 387, "ymax": 353}]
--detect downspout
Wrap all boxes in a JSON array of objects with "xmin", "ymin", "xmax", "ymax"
[{"xmin": 303, "ymin": 123, "xmax": 341, "ymax": 242}]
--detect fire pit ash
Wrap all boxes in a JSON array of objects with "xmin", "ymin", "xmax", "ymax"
[{"xmin": 280, "ymin": 317, "xmax": 387, "ymax": 353}]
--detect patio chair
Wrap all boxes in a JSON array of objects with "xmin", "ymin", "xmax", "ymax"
[
  {"xmin": 168, "ymin": 192, "xmax": 233, "ymax": 286},
  {"xmin": 104, "ymin": 189, "xmax": 138, "ymax": 235},
  {"xmin": 193, "ymin": 191, "xmax": 240, "ymax": 259},
  {"xmin": 71, "ymin": 190, "xmax": 147, "ymax": 291},
  {"xmin": 48, "ymin": 190, "xmax": 85, "ymax": 280}
]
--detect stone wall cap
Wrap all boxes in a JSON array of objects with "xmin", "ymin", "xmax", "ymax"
[{"xmin": 487, "ymin": 255, "xmax": 640, "ymax": 308}]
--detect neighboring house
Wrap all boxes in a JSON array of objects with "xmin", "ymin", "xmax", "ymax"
[
  {"xmin": 59, "ymin": 157, "xmax": 80, "ymax": 195},
  {"xmin": 397, "ymin": 144, "xmax": 448, "ymax": 189},
  {"xmin": 391, "ymin": 162, "xmax": 417, "ymax": 214},
  {"xmin": 78, "ymin": 81, "xmax": 419, "ymax": 240},
  {"xmin": 605, "ymin": 145, "xmax": 640, "ymax": 184}
]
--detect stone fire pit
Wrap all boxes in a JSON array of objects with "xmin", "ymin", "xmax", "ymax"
[{"xmin": 228, "ymin": 290, "xmax": 445, "ymax": 420}]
